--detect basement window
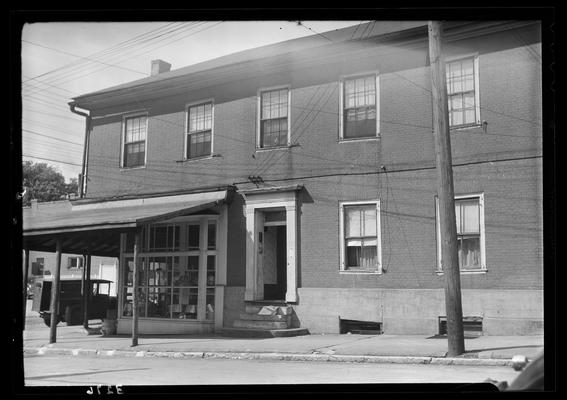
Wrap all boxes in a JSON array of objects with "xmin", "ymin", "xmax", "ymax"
[
  {"xmin": 438, "ymin": 316, "xmax": 483, "ymax": 337},
  {"xmin": 339, "ymin": 318, "xmax": 382, "ymax": 335}
]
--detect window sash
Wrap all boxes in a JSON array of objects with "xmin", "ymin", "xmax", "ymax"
[
  {"xmin": 436, "ymin": 195, "xmax": 485, "ymax": 272},
  {"xmin": 342, "ymin": 203, "xmax": 379, "ymax": 271},
  {"xmin": 342, "ymin": 75, "xmax": 377, "ymax": 139},
  {"xmin": 187, "ymin": 130, "xmax": 212, "ymax": 158},
  {"xmin": 259, "ymin": 89, "xmax": 289, "ymax": 148},
  {"xmin": 446, "ymin": 58, "xmax": 478, "ymax": 127}
]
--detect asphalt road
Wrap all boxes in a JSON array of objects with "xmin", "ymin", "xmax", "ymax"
[{"xmin": 24, "ymin": 353, "xmax": 521, "ymax": 386}]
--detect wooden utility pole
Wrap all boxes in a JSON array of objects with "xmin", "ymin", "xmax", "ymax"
[
  {"xmin": 428, "ymin": 21, "xmax": 465, "ymax": 356},
  {"xmin": 131, "ymin": 229, "xmax": 140, "ymax": 347},
  {"xmin": 49, "ymin": 239, "xmax": 62, "ymax": 344},
  {"xmin": 23, "ymin": 249, "xmax": 29, "ymax": 329}
]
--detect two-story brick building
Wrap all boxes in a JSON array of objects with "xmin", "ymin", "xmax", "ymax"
[{"xmin": 23, "ymin": 21, "xmax": 543, "ymax": 336}]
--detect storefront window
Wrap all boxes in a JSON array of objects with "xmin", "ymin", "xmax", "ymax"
[{"xmin": 121, "ymin": 219, "xmax": 217, "ymax": 320}]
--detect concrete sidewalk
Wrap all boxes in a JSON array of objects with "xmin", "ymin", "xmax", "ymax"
[{"xmin": 23, "ymin": 321, "xmax": 544, "ymax": 367}]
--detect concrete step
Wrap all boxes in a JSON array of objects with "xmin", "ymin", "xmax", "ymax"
[
  {"xmin": 233, "ymin": 319, "xmax": 288, "ymax": 330},
  {"xmin": 220, "ymin": 327, "xmax": 310, "ymax": 338},
  {"xmin": 239, "ymin": 313, "xmax": 291, "ymax": 322},
  {"xmin": 245, "ymin": 303, "xmax": 293, "ymax": 315}
]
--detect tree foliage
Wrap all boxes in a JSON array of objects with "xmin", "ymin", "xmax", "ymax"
[{"xmin": 22, "ymin": 161, "xmax": 78, "ymax": 206}]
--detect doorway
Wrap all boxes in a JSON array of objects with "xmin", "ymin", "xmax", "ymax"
[{"xmin": 263, "ymin": 224, "xmax": 287, "ymax": 300}]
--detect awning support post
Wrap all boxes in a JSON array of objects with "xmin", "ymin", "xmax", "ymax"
[
  {"xmin": 83, "ymin": 254, "xmax": 91, "ymax": 329},
  {"xmin": 131, "ymin": 228, "xmax": 141, "ymax": 347},
  {"xmin": 49, "ymin": 239, "xmax": 62, "ymax": 343},
  {"xmin": 23, "ymin": 249, "xmax": 29, "ymax": 330}
]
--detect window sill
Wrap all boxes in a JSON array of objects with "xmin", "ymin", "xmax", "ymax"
[
  {"xmin": 450, "ymin": 123, "xmax": 482, "ymax": 131},
  {"xmin": 436, "ymin": 268, "xmax": 487, "ymax": 275},
  {"xmin": 340, "ymin": 269, "xmax": 382, "ymax": 275},
  {"xmin": 255, "ymin": 144, "xmax": 297, "ymax": 153},
  {"xmin": 176, "ymin": 154, "xmax": 220, "ymax": 163},
  {"xmin": 120, "ymin": 165, "xmax": 146, "ymax": 171},
  {"xmin": 338, "ymin": 136, "xmax": 380, "ymax": 143}
]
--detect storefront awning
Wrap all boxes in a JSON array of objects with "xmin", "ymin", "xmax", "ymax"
[{"xmin": 23, "ymin": 189, "xmax": 229, "ymax": 257}]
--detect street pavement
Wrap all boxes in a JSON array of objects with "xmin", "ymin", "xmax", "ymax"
[{"xmin": 22, "ymin": 300, "xmax": 544, "ymax": 367}]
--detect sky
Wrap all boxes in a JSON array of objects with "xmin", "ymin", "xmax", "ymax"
[{"xmin": 21, "ymin": 21, "xmax": 363, "ymax": 182}]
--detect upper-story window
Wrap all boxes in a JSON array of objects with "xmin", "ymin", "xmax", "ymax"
[
  {"xmin": 258, "ymin": 88, "xmax": 290, "ymax": 149},
  {"xmin": 186, "ymin": 102, "xmax": 213, "ymax": 159},
  {"xmin": 340, "ymin": 74, "xmax": 379, "ymax": 140},
  {"xmin": 446, "ymin": 57, "xmax": 481, "ymax": 128},
  {"xmin": 122, "ymin": 114, "xmax": 147, "ymax": 168}
]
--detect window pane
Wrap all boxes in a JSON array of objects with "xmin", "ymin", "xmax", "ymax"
[
  {"xmin": 458, "ymin": 236, "xmax": 481, "ymax": 269},
  {"xmin": 208, "ymin": 223, "xmax": 216, "ymax": 250},
  {"xmin": 187, "ymin": 225, "xmax": 200, "ymax": 249},
  {"xmin": 206, "ymin": 288, "xmax": 215, "ymax": 321},
  {"xmin": 147, "ymin": 287, "xmax": 170, "ymax": 318},
  {"xmin": 188, "ymin": 131, "xmax": 211, "ymax": 158},
  {"xmin": 460, "ymin": 200, "xmax": 480, "ymax": 234},
  {"xmin": 361, "ymin": 244, "xmax": 377, "ymax": 268},
  {"xmin": 261, "ymin": 118, "xmax": 287, "ymax": 147},
  {"xmin": 363, "ymin": 206, "xmax": 377, "ymax": 236},
  {"xmin": 207, "ymin": 255, "xmax": 216, "ymax": 286},
  {"xmin": 345, "ymin": 207, "xmax": 361, "ymax": 237},
  {"xmin": 451, "ymin": 111, "xmax": 463, "ymax": 126},
  {"xmin": 173, "ymin": 288, "xmax": 198, "ymax": 319}
]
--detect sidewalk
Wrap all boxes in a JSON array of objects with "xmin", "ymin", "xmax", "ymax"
[{"xmin": 23, "ymin": 320, "xmax": 544, "ymax": 367}]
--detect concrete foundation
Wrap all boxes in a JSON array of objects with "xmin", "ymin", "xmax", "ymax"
[{"xmin": 224, "ymin": 286, "xmax": 543, "ymax": 336}]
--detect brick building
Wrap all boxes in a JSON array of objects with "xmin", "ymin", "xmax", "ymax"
[{"xmin": 23, "ymin": 21, "xmax": 543, "ymax": 336}]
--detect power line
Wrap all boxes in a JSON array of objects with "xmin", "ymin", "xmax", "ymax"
[
  {"xmin": 22, "ymin": 154, "xmax": 83, "ymax": 167},
  {"xmin": 22, "ymin": 39, "xmax": 148, "ymax": 76},
  {"xmin": 22, "ymin": 129, "xmax": 83, "ymax": 146}
]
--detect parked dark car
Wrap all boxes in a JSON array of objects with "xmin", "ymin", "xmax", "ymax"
[{"xmin": 31, "ymin": 278, "xmax": 116, "ymax": 327}]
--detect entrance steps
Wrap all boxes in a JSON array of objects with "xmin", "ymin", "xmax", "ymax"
[{"xmin": 221, "ymin": 302, "xmax": 309, "ymax": 338}]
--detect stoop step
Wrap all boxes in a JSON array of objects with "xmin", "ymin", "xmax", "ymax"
[
  {"xmin": 239, "ymin": 313, "xmax": 291, "ymax": 322},
  {"xmin": 221, "ymin": 327, "xmax": 310, "ymax": 338},
  {"xmin": 233, "ymin": 320, "xmax": 288, "ymax": 330}
]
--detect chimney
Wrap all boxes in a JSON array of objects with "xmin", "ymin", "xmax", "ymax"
[{"xmin": 151, "ymin": 59, "xmax": 171, "ymax": 76}]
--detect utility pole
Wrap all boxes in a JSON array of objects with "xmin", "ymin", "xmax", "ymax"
[{"xmin": 428, "ymin": 21, "xmax": 465, "ymax": 356}]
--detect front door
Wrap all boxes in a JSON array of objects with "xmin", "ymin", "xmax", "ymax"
[{"xmin": 263, "ymin": 225, "xmax": 287, "ymax": 300}]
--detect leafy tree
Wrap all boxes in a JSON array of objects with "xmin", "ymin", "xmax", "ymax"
[{"xmin": 22, "ymin": 161, "xmax": 79, "ymax": 206}]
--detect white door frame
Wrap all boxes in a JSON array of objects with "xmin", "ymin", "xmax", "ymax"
[{"xmin": 242, "ymin": 186, "xmax": 301, "ymax": 303}]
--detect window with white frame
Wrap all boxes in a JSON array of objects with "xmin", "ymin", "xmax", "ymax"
[
  {"xmin": 446, "ymin": 57, "xmax": 480, "ymax": 128},
  {"xmin": 339, "ymin": 201, "xmax": 381, "ymax": 272},
  {"xmin": 258, "ymin": 88, "xmax": 289, "ymax": 148},
  {"xmin": 121, "ymin": 218, "xmax": 217, "ymax": 321},
  {"xmin": 122, "ymin": 115, "xmax": 147, "ymax": 168},
  {"xmin": 341, "ymin": 74, "xmax": 379, "ymax": 140},
  {"xmin": 186, "ymin": 102, "xmax": 213, "ymax": 159},
  {"xmin": 67, "ymin": 256, "xmax": 84, "ymax": 269},
  {"xmin": 436, "ymin": 194, "xmax": 486, "ymax": 272}
]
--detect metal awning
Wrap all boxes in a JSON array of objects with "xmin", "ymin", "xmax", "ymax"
[{"xmin": 23, "ymin": 190, "xmax": 229, "ymax": 257}]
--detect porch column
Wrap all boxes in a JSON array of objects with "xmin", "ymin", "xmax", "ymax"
[
  {"xmin": 49, "ymin": 239, "xmax": 62, "ymax": 343},
  {"xmin": 285, "ymin": 204, "xmax": 298, "ymax": 303},
  {"xmin": 83, "ymin": 254, "xmax": 91, "ymax": 329},
  {"xmin": 214, "ymin": 205, "xmax": 228, "ymax": 330},
  {"xmin": 244, "ymin": 207, "xmax": 256, "ymax": 301},
  {"xmin": 23, "ymin": 249, "xmax": 29, "ymax": 330},
  {"xmin": 131, "ymin": 228, "xmax": 141, "ymax": 347}
]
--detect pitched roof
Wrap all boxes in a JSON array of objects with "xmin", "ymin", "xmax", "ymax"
[{"xmin": 70, "ymin": 21, "xmax": 428, "ymax": 108}]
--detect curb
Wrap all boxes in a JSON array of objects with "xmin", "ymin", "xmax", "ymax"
[{"xmin": 24, "ymin": 346, "xmax": 514, "ymax": 367}]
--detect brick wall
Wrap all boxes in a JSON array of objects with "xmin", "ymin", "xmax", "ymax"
[{"xmin": 83, "ymin": 24, "xmax": 543, "ymax": 293}]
